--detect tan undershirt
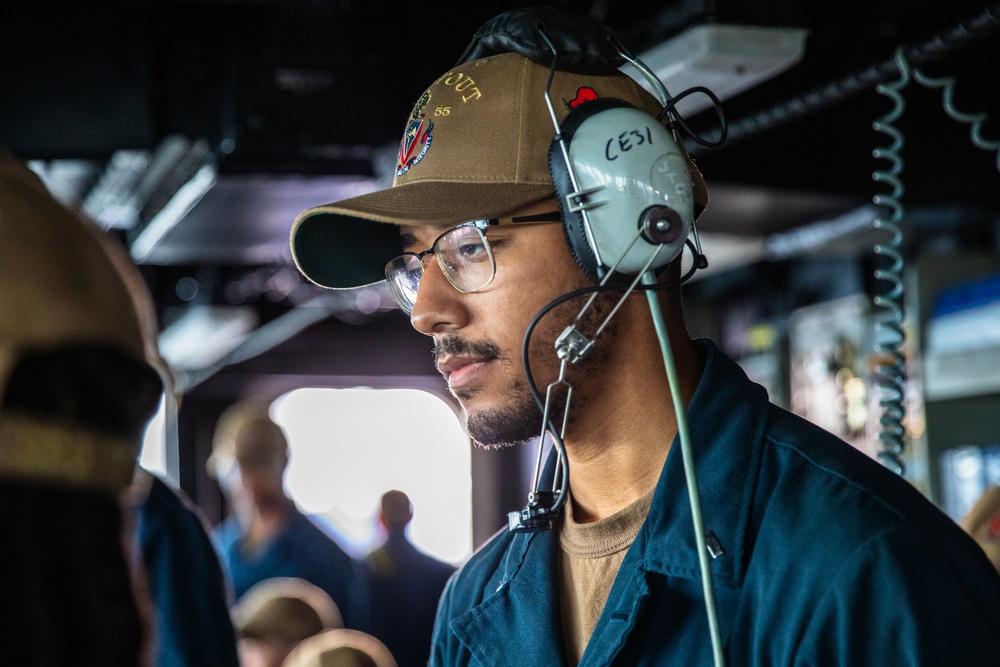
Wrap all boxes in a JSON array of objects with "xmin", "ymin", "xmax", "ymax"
[{"xmin": 558, "ymin": 486, "xmax": 656, "ymax": 666}]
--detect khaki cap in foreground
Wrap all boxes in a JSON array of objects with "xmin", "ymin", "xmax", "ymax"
[{"xmin": 0, "ymin": 150, "xmax": 155, "ymax": 493}]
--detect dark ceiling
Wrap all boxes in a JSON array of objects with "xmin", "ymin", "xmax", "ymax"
[{"xmin": 3, "ymin": 0, "xmax": 999, "ymax": 382}]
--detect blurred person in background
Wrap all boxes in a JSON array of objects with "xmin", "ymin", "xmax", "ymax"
[
  {"xmin": 363, "ymin": 490, "xmax": 455, "ymax": 667},
  {"xmin": 208, "ymin": 398, "xmax": 369, "ymax": 627},
  {"xmin": 0, "ymin": 150, "xmax": 163, "ymax": 665},
  {"xmin": 233, "ymin": 577, "xmax": 343, "ymax": 667},
  {"xmin": 107, "ymin": 205, "xmax": 241, "ymax": 667},
  {"xmin": 282, "ymin": 628, "xmax": 397, "ymax": 667}
]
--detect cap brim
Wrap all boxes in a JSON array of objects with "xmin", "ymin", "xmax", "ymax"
[
  {"xmin": 291, "ymin": 180, "xmax": 554, "ymax": 290},
  {"xmin": 291, "ymin": 211, "xmax": 400, "ymax": 291}
]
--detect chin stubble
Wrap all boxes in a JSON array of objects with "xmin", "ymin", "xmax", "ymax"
[
  {"xmin": 431, "ymin": 333, "xmax": 541, "ymax": 448},
  {"xmin": 449, "ymin": 286, "xmax": 619, "ymax": 449}
]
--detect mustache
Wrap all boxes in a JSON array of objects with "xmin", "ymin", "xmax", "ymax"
[{"xmin": 432, "ymin": 334, "xmax": 503, "ymax": 364}]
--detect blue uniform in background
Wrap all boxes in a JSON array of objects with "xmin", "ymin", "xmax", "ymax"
[
  {"xmin": 365, "ymin": 531, "xmax": 456, "ymax": 667},
  {"xmin": 136, "ymin": 471, "xmax": 240, "ymax": 667},
  {"xmin": 213, "ymin": 508, "xmax": 369, "ymax": 629},
  {"xmin": 430, "ymin": 338, "xmax": 1000, "ymax": 666}
]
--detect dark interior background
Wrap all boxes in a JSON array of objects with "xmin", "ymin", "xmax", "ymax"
[{"xmin": 3, "ymin": 0, "xmax": 999, "ymax": 548}]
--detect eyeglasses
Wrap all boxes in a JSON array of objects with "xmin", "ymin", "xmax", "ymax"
[{"xmin": 385, "ymin": 211, "xmax": 562, "ymax": 314}]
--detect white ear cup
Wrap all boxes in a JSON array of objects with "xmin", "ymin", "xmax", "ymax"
[{"xmin": 561, "ymin": 105, "xmax": 694, "ymax": 275}]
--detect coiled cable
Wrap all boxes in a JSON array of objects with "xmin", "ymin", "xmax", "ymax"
[
  {"xmin": 871, "ymin": 47, "xmax": 910, "ymax": 476},
  {"xmin": 911, "ymin": 67, "xmax": 1000, "ymax": 172},
  {"xmin": 688, "ymin": 2, "xmax": 1000, "ymax": 155}
]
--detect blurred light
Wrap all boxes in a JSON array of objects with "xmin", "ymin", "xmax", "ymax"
[
  {"xmin": 158, "ymin": 305, "xmax": 258, "ymax": 370},
  {"xmin": 28, "ymin": 159, "xmax": 103, "ymax": 209},
  {"xmin": 139, "ymin": 394, "xmax": 168, "ymax": 477},
  {"xmin": 80, "ymin": 150, "xmax": 151, "ymax": 228},
  {"xmin": 175, "ymin": 276, "xmax": 200, "ymax": 302},
  {"xmin": 131, "ymin": 161, "xmax": 217, "ymax": 261},
  {"xmin": 635, "ymin": 24, "xmax": 808, "ymax": 117},
  {"xmin": 272, "ymin": 387, "xmax": 472, "ymax": 566}
]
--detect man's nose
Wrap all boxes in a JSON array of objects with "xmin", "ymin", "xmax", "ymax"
[{"xmin": 410, "ymin": 258, "xmax": 469, "ymax": 336}]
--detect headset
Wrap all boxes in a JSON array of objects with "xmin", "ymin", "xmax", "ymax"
[
  {"xmin": 548, "ymin": 78, "xmax": 698, "ymax": 283},
  {"xmin": 457, "ymin": 7, "xmax": 721, "ymax": 288},
  {"xmin": 457, "ymin": 9, "xmax": 730, "ymax": 666},
  {"xmin": 458, "ymin": 7, "xmax": 724, "ymax": 529}
]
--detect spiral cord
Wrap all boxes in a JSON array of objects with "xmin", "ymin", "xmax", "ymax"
[
  {"xmin": 871, "ymin": 48, "xmax": 911, "ymax": 476},
  {"xmin": 911, "ymin": 67, "xmax": 1000, "ymax": 172}
]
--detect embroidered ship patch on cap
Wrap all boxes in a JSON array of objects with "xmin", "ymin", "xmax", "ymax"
[{"xmin": 397, "ymin": 91, "xmax": 434, "ymax": 176}]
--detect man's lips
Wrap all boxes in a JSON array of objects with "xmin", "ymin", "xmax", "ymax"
[{"xmin": 436, "ymin": 355, "xmax": 494, "ymax": 390}]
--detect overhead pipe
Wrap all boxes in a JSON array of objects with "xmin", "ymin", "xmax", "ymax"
[{"xmin": 687, "ymin": 2, "xmax": 1000, "ymax": 155}]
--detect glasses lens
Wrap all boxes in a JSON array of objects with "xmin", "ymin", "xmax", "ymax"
[
  {"xmin": 435, "ymin": 225, "xmax": 495, "ymax": 293},
  {"xmin": 385, "ymin": 254, "xmax": 423, "ymax": 314}
]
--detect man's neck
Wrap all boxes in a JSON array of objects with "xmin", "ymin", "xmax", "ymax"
[
  {"xmin": 241, "ymin": 497, "xmax": 295, "ymax": 551},
  {"xmin": 562, "ymin": 321, "xmax": 702, "ymax": 523}
]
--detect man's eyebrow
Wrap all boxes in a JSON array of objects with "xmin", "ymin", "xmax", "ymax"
[{"xmin": 399, "ymin": 230, "xmax": 419, "ymax": 250}]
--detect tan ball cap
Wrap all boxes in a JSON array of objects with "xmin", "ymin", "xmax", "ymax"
[
  {"xmin": 233, "ymin": 577, "xmax": 343, "ymax": 643},
  {"xmin": 282, "ymin": 628, "xmax": 398, "ymax": 667},
  {"xmin": 0, "ymin": 150, "xmax": 155, "ymax": 493},
  {"xmin": 290, "ymin": 52, "xmax": 708, "ymax": 290}
]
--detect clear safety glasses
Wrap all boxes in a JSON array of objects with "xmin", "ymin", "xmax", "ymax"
[{"xmin": 384, "ymin": 211, "xmax": 562, "ymax": 314}]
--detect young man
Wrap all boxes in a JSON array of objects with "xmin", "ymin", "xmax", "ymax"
[{"xmin": 288, "ymin": 12, "xmax": 1000, "ymax": 667}]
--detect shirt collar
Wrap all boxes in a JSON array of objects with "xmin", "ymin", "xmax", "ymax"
[
  {"xmin": 502, "ymin": 337, "xmax": 769, "ymax": 589},
  {"xmin": 635, "ymin": 337, "xmax": 768, "ymax": 587}
]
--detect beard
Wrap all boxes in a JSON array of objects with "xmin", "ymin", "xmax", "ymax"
[
  {"xmin": 465, "ymin": 374, "xmax": 543, "ymax": 448},
  {"xmin": 434, "ymin": 282, "xmax": 618, "ymax": 448}
]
